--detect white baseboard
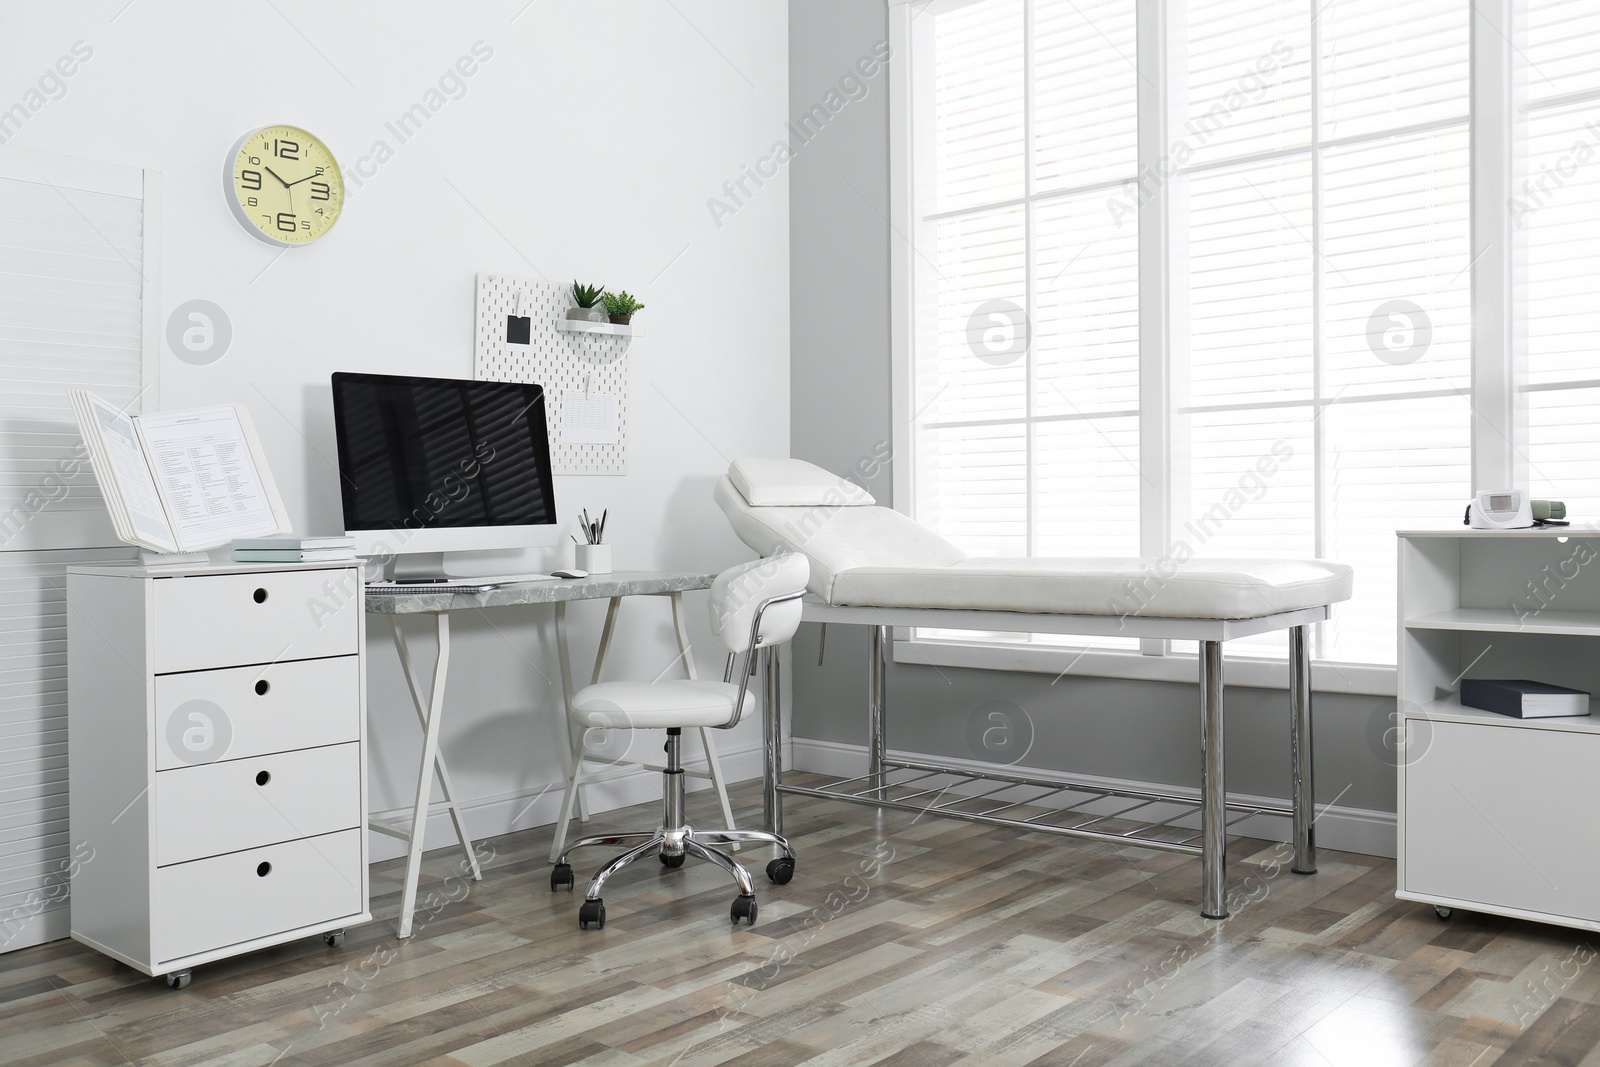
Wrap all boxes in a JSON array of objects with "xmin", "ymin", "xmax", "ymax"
[
  {"xmin": 789, "ymin": 737, "xmax": 1397, "ymax": 859},
  {"xmin": 367, "ymin": 739, "xmax": 771, "ymax": 864}
]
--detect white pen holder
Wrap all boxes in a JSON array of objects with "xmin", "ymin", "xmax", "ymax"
[{"xmin": 575, "ymin": 543, "xmax": 611, "ymax": 574}]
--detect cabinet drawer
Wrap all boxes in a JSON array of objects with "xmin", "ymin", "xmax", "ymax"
[
  {"xmin": 151, "ymin": 569, "xmax": 359, "ymax": 673},
  {"xmin": 155, "ymin": 743, "xmax": 361, "ymax": 866},
  {"xmin": 1404, "ymin": 719, "xmax": 1600, "ymax": 922},
  {"xmin": 154, "ymin": 829, "xmax": 362, "ymax": 964},
  {"xmin": 155, "ymin": 656, "xmax": 359, "ymax": 770}
]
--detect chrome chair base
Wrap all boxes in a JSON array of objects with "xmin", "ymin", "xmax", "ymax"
[{"xmin": 551, "ymin": 728, "xmax": 795, "ymax": 929}]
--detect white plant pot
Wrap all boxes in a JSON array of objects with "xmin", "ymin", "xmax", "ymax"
[
  {"xmin": 567, "ymin": 307, "xmax": 606, "ymax": 322},
  {"xmin": 575, "ymin": 543, "xmax": 611, "ymax": 574}
]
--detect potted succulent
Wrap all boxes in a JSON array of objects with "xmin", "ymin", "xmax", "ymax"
[
  {"xmin": 602, "ymin": 289, "xmax": 645, "ymax": 326},
  {"xmin": 567, "ymin": 281, "xmax": 607, "ymax": 323}
]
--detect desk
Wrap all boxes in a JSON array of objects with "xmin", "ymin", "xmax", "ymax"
[{"xmin": 365, "ymin": 570, "xmax": 715, "ymax": 938}]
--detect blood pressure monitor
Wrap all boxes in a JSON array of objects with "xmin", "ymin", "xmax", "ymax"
[{"xmin": 1466, "ymin": 489, "xmax": 1534, "ymax": 530}]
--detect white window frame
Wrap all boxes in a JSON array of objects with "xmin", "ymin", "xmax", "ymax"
[{"xmin": 887, "ymin": 0, "xmax": 1527, "ymax": 696}]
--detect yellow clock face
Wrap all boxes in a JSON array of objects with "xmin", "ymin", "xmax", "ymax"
[{"xmin": 225, "ymin": 125, "xmax": 343, "ymax": 245}]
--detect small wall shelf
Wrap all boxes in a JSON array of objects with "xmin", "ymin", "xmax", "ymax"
[{"xmin": 556, "ymin": 320, "xmax": 644, "ymax": 338}]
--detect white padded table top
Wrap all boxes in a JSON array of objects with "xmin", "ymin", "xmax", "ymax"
[{"xmin": 715, "ymin": 474, "xmax": 1353, "ymax": 620}]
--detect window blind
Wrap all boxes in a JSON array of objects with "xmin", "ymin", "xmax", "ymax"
[
  {"xmin": 1177, "ymin": 0, "xmax": 1470, "ymax": 666},
  {"xmin": 1521, "ymin": 2, "xmax": 1600, "ymax": 519},
  {"xmin": 0, "ymin": 164, "xmax": 145, "ymax": 954}
]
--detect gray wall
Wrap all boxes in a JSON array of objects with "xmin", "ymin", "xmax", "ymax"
[{"xmin": 786, "ymin": 0, "xmax": 1397, "ymax": 822}]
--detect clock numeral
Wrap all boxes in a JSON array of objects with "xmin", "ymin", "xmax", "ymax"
[
  {"xmin": 272, "ymin": 138, "xmax": 300, "ymax": 161},
  {"xmin": 310, "ymin": 181, "xmax": 330, "ymax": 202},
  {"xmin": 246, "ymin": 196, "xmax": 258, "ymax": 207},
  {"xmin": 240, "ymin": 169, "xmax": 261, "ymax": 191},
  {"xmin": 248, "ymin": 155, "xmax": 261, "ymax": 166},
  {"xmin": 315, "ymin": 166, "xmax": 325, "ymax": 175},
  {"xmin": 276, "ymin": 212, "xmax": 297, "ymax": 233},
  {"xmin": 301, "ymin": 220, "xmax": 312, "ymax": 231},
  {"xmin": 314, "ymin": 207, "xmax": 324, "ymax": 216}
]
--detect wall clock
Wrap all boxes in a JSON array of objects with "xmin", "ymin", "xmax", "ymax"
[{"xmin": 224, "ymin": 124, "xmax": 344, "ymax": 246}]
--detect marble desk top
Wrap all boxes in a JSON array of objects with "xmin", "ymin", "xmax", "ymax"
[{"xmin": 364, "ymin": 569, "xmax": 717, "ymax": 614}]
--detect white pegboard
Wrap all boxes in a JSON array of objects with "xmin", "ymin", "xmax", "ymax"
[{"xmin": 473, "ymin": 272, "xmax": 630, "ymax": 475}]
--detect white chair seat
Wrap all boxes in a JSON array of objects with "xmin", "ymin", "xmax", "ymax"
[{"xmin": 571, "ymin": 679, "xmax": 742, "ymax": 729}]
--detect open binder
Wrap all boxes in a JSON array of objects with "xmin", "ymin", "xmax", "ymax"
[{"xmin": 70, "ymin": 390, "xmax": 291, "ymax": 555}]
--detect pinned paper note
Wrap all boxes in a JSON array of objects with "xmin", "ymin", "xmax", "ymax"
[{"xmin": 562, "ymin": 391, "xmax": 620, "ymax": 445}]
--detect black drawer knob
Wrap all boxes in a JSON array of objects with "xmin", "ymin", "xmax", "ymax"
[
  {"xmin": 255, "ymin": 770, "xmax": 271, "ymax": 786},
  {"xmin": 255, "ymin": 679, "xmax": 270, "ymax": 696},
  {"xmin": 253, "ymin": 588, "xmax": 268, "ymax": 604},
  {"xmin": 257, "ymin": 861, "xmax": 271, "ymax": 877}
]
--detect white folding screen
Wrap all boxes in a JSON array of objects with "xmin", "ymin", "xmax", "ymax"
[{"xmin": 0, "ymin": 149, "xmax": 156, "ymax": 953}]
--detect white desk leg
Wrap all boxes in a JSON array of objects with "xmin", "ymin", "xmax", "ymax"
[
  {"xmin": 392, "ymin": 616, "xmax": 481, "ymax": 883},
  {"xmin": 669, "ymin": 590, "xmax": 739, "ymax": 838},
  {"xmin": 554, "ymin": 601, "xmax": 589, "ymax": 828},
  {"xmin": 393, "ymin": 612, "xmax": 454, "ymax": 939},
  {"xmin": 668, "ymin": 592, "xmax": 697, "ymax": 681},
  {"xmin": 593, "ymin": 597, "xmax": 621, "ymax": 686}
]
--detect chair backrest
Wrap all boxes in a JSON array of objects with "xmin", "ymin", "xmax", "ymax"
[{"xmin": 708, "ymin": 554, "xmax": 809, "ymax": 654}]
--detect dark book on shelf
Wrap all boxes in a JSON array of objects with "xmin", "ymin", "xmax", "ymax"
[{"xmin": 1460, "ymin": 678, "xmax": 1591, "ymax": 719}]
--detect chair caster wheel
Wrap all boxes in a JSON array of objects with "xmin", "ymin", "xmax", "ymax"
[
  {"xmin": 164, "ymin": 970, "xmax": 191, "ymax": 990},
  {"xmin": 1434, "ymin": 905, "xmax": 1453, "ymax": 921},
  {"xmin": 731, "ymin": 894, "xmax": 758, "ymax": 926},
  {"xmin": 579, "ymin": 899, "xmax": 606, "ymax": 930},
  {"xmin": 765, "ymin": 857, "xmax": 795, "ymax": 885},
  {"xmin": 660, "ymin": 852, "xmax": 686, "ymax": 868},
  {"xmin": 323, "ymin": 929, "xmax": 345, "ymax": 947},
  {"xmin": 551, "ymin": 863, "xmax": 574, "ymax": 892}
]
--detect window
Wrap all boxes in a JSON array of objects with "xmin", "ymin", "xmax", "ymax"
[
  {"xmin": 895, "ymin": 0, "xmax": 1591, "ymax": 687},
  {"xmin": 1523, "ymin": 1, "xmax": 1600, "ymax": 518}
]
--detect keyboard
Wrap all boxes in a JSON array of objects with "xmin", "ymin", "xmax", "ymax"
[{"xmin": 366, "ymin": 572, "xmax": 563, "ymax": 595}]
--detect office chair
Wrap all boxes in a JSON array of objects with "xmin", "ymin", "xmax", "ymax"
[{"xmin": 550, "ymin": 553, "xmax": 808, "ymax": 929}]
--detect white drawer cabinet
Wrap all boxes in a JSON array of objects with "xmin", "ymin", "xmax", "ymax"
[{"xmin": 67, "ymin": 561, "xmax": 369, "ymax": 988}]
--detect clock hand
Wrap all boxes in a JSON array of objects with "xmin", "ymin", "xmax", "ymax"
[
  {"xmin": 284, "ymin": 172, "xmax": 320, "ymax": 187},
  {"xmin": 264, "ymin": 166, "xmax": 291, "ymax": 188}
]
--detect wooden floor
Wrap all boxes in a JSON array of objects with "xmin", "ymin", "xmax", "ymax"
[{"xmin": 5, "ymin": 775, "xmax": 1600, "ymax": 1066}]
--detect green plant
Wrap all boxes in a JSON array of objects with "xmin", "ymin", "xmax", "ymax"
[
  {"xmin": 571, "ymin": 281, "xmax": 605, "ymax": 309},
  {"xmin": 602, "ymin": 290, "xmax": 645, "ymax": 317}
]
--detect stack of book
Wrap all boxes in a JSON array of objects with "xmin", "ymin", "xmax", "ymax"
[{"xmin": 232, "ymin": 536, "xmax": 357, "ymax": 563}]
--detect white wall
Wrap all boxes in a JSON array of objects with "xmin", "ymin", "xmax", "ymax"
[{"xmin": 1, "ymin": 0, "xmax": 790, "ymax": 858}]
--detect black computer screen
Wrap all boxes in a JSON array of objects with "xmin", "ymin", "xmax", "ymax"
[{"xmin": 330, "ymin": 372, "xmax": 556, "ymax": 531}]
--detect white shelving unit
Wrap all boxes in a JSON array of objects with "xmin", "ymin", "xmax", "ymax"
[{"xmin": 1397, "ymin": 529, "xmax": 1600, "ymax": 932}]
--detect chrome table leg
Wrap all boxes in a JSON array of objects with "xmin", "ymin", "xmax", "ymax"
[
  {"xmin": 1290, "ymin": 624, "xmax": 1317, "ymax": 874},
  {"xmin": 869, "ymin": 625, "xmax": 887, "ymax": 795},
  {"xmin": 1200, "ymin": 640, "xmax": 1228, "ymax": 920},
  {"xmin": 763, "ymin": 646, "xmax": 784, "ymax": 836}
]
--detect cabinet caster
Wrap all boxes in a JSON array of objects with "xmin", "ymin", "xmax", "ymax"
[
  {"xmin": 578, "ymin": 898, "xmax": 606, "ymax": 930},
  {"xmin": 660, "ymin": 851, "xmax": 686, "ymax": 868},
  {"xmin": 551, "ymin": 863, "xmax": 574, "ymax": 892},
  {"xmin": 1434, "ymin": 906, "xmax": 1453, "ymax": 921},
  {"xmin": 765, "ymin": 857, "xmax": 795, "ymax": 885},
  {"xmin": 730, "ymin": 894, "xmax": 758, "ymax": 926},
  {"xmin": 164, "ymin": 970, "xmax": 191, "ymax": 990},
  {"xmin": 323, "ymin": 929, "xmax": 346, "ymax": 947}
]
